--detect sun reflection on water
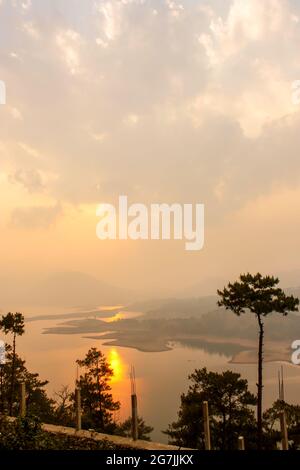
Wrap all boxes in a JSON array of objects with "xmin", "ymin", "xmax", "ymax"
[
  {"xmin": 105, "ymin": 312, "xmax": 125, "ymax": 323},
  {"xmin": 104, "ymin": 310, "xmax": 142, "ymax": 323},
  {"xmin": 108, "ymin": 348, "xmax": 125, "ymax": 383}
]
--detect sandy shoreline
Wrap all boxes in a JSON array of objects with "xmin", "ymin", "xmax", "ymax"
[{"xmin": 84, "ymin": 332, "xmax": 294, "ymax": 365}]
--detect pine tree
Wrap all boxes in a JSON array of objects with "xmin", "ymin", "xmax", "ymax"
[
  {"xmin": 218, "ymin": 273, "xmax": 299, "ymax": 448},
  {"xmin": 76, "ymin": 348, "xmax": 120, "ymax": 432}
]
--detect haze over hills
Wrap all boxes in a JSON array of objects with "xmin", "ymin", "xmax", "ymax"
[
  {"xmin": 128, "ymin": 296, "xmax": 218, "ymax": 319},
  {"xmin": 0, "ymin": 271, "xmax": 134, "ymax": 309},
  {"xmin": 34, "ymin": 272, "xmax": 134, "ymax": 307},
  {"xmin": 180, "ymin": 270, "xmax": 300, "ymax": 299},
  {"xmin": 0, "ymin": 268, "xmax": 300, "ymax": 314}
]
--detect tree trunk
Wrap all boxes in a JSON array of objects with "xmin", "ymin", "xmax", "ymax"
[
  {"xmin": 9, "ymin": 333, "xmax": 16, "ymax": 416},
  {"xmin": 257, "ymin": 314, "xmax": 264, "ymax": 449}
]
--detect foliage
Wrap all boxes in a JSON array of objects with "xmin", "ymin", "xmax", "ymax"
[
  {"xmin": 264, "ymin": 400, "xmax": 300, "ymax": 449},
  {"xmin": 217, "ymin": 273, "xmax": 299, "ymax": 448},
  {"xmin": 52, "ymin": 385, "xmax": 74, "ymax": 427},
  {"xmin": 0, "ymin": 312, "xmax": 25, "ymax": 415},
  {"xmin": 0, "ymin": 312, "xmax": 25, "ymax": 337},
  {"xmin": 164, "ymin": 368, "xmax": 257, "ymax": 450},
  {"xmin": 117, "ymin": 416, "xmax": 153, "ymax": 441},
  {"xmin": 0, "ymin": 415, "xmax": 133, "ymax": 450},
  {"xmin": 0, "ymin": 345, "xmax": 55, "ymax": 421},
  {"xmin": 217, "ymin": 274, "xmax": 299, "ymax": 317},
  {"xmin": 76, "ymin": 347, "xmax": 120, "ymax": 432}
]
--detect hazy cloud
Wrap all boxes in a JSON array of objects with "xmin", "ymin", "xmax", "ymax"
[
  {"xmin": 1, "ymin": 0, "xmax": 300, "ymax": 291},
  {"xmin": 11, "ymin": 168, "xmax": 44, "ymax": 192},
  {"xmin": 10, "ymin": 203, "xmax": 62, "ymax": 229}
]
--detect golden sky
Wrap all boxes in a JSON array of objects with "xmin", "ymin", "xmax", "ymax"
[{"xmin": 1, "ymin": 0, "xmax": 300, "ymax": 303}]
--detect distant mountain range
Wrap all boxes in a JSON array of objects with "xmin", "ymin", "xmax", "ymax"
[
  {"xmin": 179, "ymin": 270, "xmax": 300, "ymax": 298},
  {"xmin": 128, "ymin": 296, "xmax": 218, "ymax": 319},
  {"xmin": 0, "ymin": 269, "xmax": 300, "ymax": 312},
  {"xmin": 0, "ymin": 271, "xmax": 134, "ymax": 309}
]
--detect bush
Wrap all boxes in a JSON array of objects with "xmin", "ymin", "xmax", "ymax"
[{"xmin": 0, "ymin": 415, "xmax": 133, "ymax": 450}]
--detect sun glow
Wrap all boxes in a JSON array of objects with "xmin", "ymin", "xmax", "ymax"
[
  {"xmin": 104, "ymin": 310, "xmax": 142, "ymax": 323},
  {"xmin": 105, "ymin": 312, "xmax": 129, "ymax": 323},
  {"xmin": 108, "ymin": 348, "xmax": 124, "ymax": 383}
]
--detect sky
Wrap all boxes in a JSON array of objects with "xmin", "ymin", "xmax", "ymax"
[{"xmin": 1, "ymin": 0, "xmax": 300, "ymax": 301}]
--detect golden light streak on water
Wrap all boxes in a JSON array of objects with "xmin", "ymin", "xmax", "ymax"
[{"xmin": 108, "ymin": 348, "xmax": 125, "ymax": 383}]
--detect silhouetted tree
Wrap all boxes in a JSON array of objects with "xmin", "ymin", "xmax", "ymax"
[
  {"xmin": 117, "ymin": 416, "xmax": 153, "ymax": 441},
  {"xmin": 53, "ymin": 385, "xmax": 73, "ymax": 427},
  {"xmin": 0, "ymin": 345, "xmax": 54, "ymax": 420},
  {"xmin": 0, "ymin": 313, "xmax": 25, "ymax": 415},
  {"xmin": 76, "ymin": 348, "xmax": 120, "ymax": 432},
  {"xmin": 264, "ymin": 399, "xmax": 300, "ymax": 449},
  {"xmin": 218, "ymin": 273, "xmax": 299, "ymax": 448},
  {"xmin": 165, "ymin": 368, "xmax": 257, "ymax": 450}
]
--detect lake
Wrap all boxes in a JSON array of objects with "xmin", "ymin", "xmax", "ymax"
[{"xmin": 9, "ymin": 306, "xmax": 300, "ymax": 443}]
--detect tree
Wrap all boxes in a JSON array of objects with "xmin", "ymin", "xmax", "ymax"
[
  {"xmin": 117, "ymin": 416, "xmax": 153, "ymax": 441},
  {"xmin": 217, "ymin": 273, "xmax": 299, "ymax": 448},
  {"xmin": 164, "ymin": 368, "xmax": 257, "ymax": 450},
  {"xmin": 76, "ymin": 348, "xmax": 120, "ymax": 432},
  {"xmin": 0, "ymin": 344, "xmax": 54, "ymax": 421},
  {"xmin": 264, "ymin": 400, "xmax": 300, "ymax": 449},
  {"xmin": 0, "ymin": 313, "xmax": 25, "ymax": 415},
  {"xmin": 53, "ymin": 385, "xmax": 73, "ymax": 427}
]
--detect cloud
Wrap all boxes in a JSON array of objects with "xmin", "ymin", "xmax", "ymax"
[
  {"xmin": 195, "ymin": 0, "xmax": 300, "ymax": 137},
  {"xmin": 1, "ymin": 0, "xmax": 300, "ymax": 291},
  {"xmin": 21, "ymin": 0, "xmax": 32, "ymax": 11},
  {"xmin": 1, "ymin": 0, "xmax": 300, "ymax": 215},
  {"xmin": 166, "ymin": 0, "xmax": 184, "ymax": 18},
  {"xmin": 199, "ymin": 0, "xmax": 289, "ymax": 66},
  {"xmin": 95, "ymin": 0, "xmax": 146, "ymax": 42},
  {"xmin": 9, "ymin": 107, "xmax": 23, "ymax": 120},
  {"xmin": 22, "ymin": 21, "xmax": 39, "ymax": 38},
  {"xmin": 11, "ymin": 168, "xmax": 44, "ymax": 192},
  {"xmin": 10, "ymin": 203, "xmax": 62, "ymax": 229},
  {"xmin": 56, "ymin": 29, "xmax": 83, "ymax": 75},
  {"xmin": 18, "ymin": 143, "xmax": 43, "ymax": 160}
]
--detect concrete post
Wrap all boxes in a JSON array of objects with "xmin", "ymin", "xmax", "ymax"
[
  {"xmin": 131, "ymin": 394, "xmax": 138, "ymax": 441},
  {"xmin": 20, "ymin": 382, "xmax": 26, "ymax": 418},
  {"xmin": 202, "ymin": 401, "xmax": 211, "ymax": 450},
  {"xmin": 280, "ymin": 411, "xmax": 288, "ymax": 450},
  {"xmin": 238, "ymin": 436, "xmax": 245, "ymax": 450},
  {"xmin": 75, "ymin": 387, "xmax": 81, "ymax": 431}
]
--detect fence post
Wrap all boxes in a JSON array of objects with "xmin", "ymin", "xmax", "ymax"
[
  {"xmin": 75, "ymin": 387, "xmax": 81, "ymax": 431},
  {"xmin": 202, "ymin": 401, "xmax": 211, "ymax": 450},
  {"xmin": 20, "ymin": 382, "xmax": 26, "ymax": 418},
  {"xmin": 280, "ymin": 411, "xmax": 288, "ymax": 450},
  {"xmin": 238, "ymin": 436, "xmax": 245, "ymax": 450},
  {"xmin": 131, "ymin": 393, "xmax": 138, "ymax": 441}
]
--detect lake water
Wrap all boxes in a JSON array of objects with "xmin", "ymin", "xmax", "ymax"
[{"xmin": 7, "ymin": 306, "xmax": 300, "ymax": 443}]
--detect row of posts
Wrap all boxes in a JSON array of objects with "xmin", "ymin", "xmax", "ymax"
[
  {"xmin": 18, "ymin": 381, "xmax": 139, "ymax": 440},
  {"xmin": 74, "ymin": 385, "xmax": 139, "ymax": 441},
  {"xmin": 202, "ymin": 401, "xmax": 289, "ymax": 451},
  {"xmin": 74, "ymin": 386, "xmax": 139, "ymax": 440},
  {"xmin": 202, "ymin": 401, "xmax": 245, "ymax": 450},
  {"xmin": 17, "ymin": 383, "xmax": 289, "ymax": 449}
]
